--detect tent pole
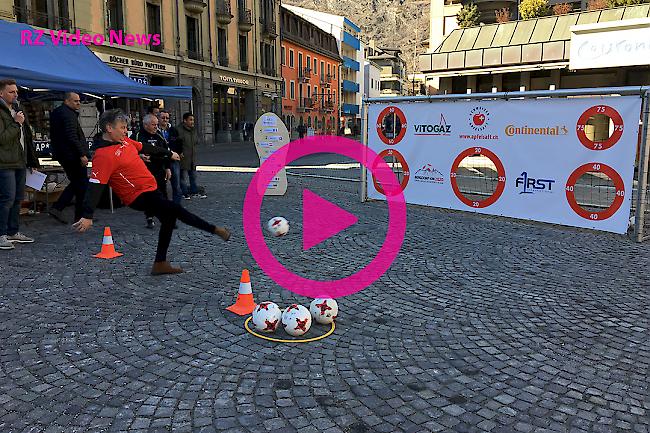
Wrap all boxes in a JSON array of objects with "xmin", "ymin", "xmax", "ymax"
[{"xmin": 100, "ymin": 97, "xmax": 114, "ymax": 214}]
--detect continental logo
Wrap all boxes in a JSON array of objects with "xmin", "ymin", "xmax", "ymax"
[{"xmin": 505, "ymin": 125, "xmax": 569, "ymax": 136}]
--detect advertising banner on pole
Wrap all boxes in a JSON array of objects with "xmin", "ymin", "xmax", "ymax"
[{"xmin": 367, "ymin": 96, "xmax": 642, "ymax": 234}]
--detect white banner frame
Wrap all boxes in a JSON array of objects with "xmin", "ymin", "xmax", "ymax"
[{"xmin": 363, "ymin": 90, "xmax": 644, "ymax": 235}]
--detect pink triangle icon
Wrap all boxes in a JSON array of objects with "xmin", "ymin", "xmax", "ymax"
[{"xmin": 303, "ymin": 189, "xmax": 358, "ymax": 251}]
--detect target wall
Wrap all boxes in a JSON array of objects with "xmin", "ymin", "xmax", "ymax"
[{"xmin": 366, "ymin": 96, "xmax": 642, "ymax": 234}]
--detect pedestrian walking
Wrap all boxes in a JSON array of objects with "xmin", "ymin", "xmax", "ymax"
[
  {"xmin": 133, "ymin": 114, "xmax": 171, "ymax": 229},
  {"xmin": 169, "ymin": 113, "xmax": 206, "ymax": 200},
  {"xmin": 49, "ymin": 92, "xmax": 89, "ymax": 224},
  {"xmin": 0, "ymin": 78, "xmax": 40, "ymax": 250},
  {"xmin": 73, "ymin": 109, "xmax": 230, "ymax": 275},
  {"xmin": 297, "ymin": 123, "xmax": 306, "ymax": 139}
]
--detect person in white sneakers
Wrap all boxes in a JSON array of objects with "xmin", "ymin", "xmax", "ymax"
[{"xmin": 0, "ymin": 79, "xmax": 40, "ymax": 250}]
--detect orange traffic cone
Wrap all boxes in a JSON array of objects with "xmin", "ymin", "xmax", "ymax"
[
  {"xmin": 94, "ymin": 227, "xmax": 123, "ymax": 259},
  {"xmin": 226, "ymin": 269, "xmax": 256, "ymax": 315}
]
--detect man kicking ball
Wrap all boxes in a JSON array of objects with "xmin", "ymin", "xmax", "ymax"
[{"xmin": 73, "ymin": 109, "xmax": 231, "ymax": 275}]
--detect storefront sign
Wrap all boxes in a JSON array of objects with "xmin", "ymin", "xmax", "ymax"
[
  {"xmin": 94, "ymin": 52, "xmax": 176, "ymax": 74},
  {"xmin": 34, "ymin": 138, "xmax": 93, "ymax": 156},
  {"xmin": 570, "ymin": 19, "xmax": 650, "ymax": 70},
  {"xmin": 219, "ymin": 75, "xmax": 250, "ymax": 86},
  {"xmin": 130, "ymin": 74, "xmax": 149, "ymax": 85}
]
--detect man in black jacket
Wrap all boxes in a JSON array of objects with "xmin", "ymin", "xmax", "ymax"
[
  {"xmin": 49, "ymin": 92, "xmax": 88, "ymax": 224},
  {"xmin": 133, "ymin": 113, "xmax": 171, "ymax": 229}
]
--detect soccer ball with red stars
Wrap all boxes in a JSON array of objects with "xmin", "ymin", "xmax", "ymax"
[
  {"xmin": 266, "ymin": 216, "xmax": 290, "ymax": 237},
  {"xmin": 309, "ymin": 298, "xmax": 338, "ymax": 325},
  {"xmin": 281, "ymin": 304, "xmax": 312, "ymax": 336},
  {"xmin": 251, "ymin": 301, "xmax": 282, "ymax": 333}
]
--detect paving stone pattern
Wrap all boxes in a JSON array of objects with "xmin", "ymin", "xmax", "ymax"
[{"xmin": 0, "ymin": 148, "xmax": 649, "ymax": 433}]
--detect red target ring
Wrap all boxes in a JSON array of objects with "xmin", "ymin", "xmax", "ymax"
[
  {"xmin": 372, "ymin": 149, "xmax": 410, "ymax": 195},
  {"xmin": 576, "ymin": 105, "xmax": 624, "ymax": 150},
  {"xmin": 565, "ymin": 163, "xmax": 625, "ymax": 221},
  {"xmin": 376, "ymin": 106, "xmax": 407, "ymax": 145},
  {"xmin": 450, "ymin": 147, "xmax": 506, "ymax": 208}
]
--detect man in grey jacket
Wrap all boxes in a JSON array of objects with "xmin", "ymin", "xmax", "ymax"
[{"xmin": 169, "ymin": 112, "xmax": 206, "ymax": 200}]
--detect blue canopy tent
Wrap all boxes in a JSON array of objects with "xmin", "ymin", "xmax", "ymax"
[{"xmin": 0, "ymin": 19, "xmax": 191, "ymax": 99}]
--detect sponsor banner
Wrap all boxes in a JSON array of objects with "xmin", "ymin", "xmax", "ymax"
[{"xmin": 367, "ymin": 96, "xmax": 641, "ymax": 234}]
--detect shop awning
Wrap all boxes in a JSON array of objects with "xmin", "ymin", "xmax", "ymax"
[
  {"xmin": 419, "ymin": 3, "xmax": 650, "ymax": 74},
  {"xmin": 0, "ymin": 19, "xmax": 191, "ymax": 99}
]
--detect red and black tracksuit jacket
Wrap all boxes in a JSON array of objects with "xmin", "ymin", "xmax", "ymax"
[{"xmin": 81, "ymin": 135, "xmax": 172, "ymax": 219}]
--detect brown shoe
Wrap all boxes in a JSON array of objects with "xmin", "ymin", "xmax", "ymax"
[
  {"xmin": 214, "ymin": 226, "xmax": 231, "ymax": 241},
  {"xmin": 151, "ymin": 261, "xmax": 184, "ymax": 276}
]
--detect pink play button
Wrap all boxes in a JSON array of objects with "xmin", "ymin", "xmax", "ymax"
[{"xmin": 302, "ymin": 189, "xmax": 358, "ymax": 251}]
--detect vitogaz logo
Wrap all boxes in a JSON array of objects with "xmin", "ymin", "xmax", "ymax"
[
  {"xmin": 413, "ymin": 114, "xmax": 452, "ymax": 136},
  {"xmin": 469, "ymin": 107, "xmax": 490, "ymax": 131},
  {"xmin": 414, "ymin": 163, "xmax": 444, "ymax": 184}
]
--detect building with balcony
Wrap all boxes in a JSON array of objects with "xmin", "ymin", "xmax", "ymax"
[
  {"xmin": 280, "ymin": 6, "xmax": 341, "ymax": 137},
  {"xmin": 419, "ymin": 4, "xmax": 650, "ymax": 96},
  {"xmin": 3, "ymin": 0, "xmax": 282, "ymax": 144},
  {"xmin": 364, "ymin": 60, "xmax": 381, "ymax": 99},
  {"xmin": 365, "ymin": 40, "xmax": 407, "ymax": 97},
  {"xmin": 283, "ymin": 5, "xmax": 364, "ymax": 136}
]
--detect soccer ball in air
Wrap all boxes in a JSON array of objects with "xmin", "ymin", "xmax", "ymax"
[
  {"xmin": 309, "ymin": 298, "xmax": 339, "ymax": 325},
  {"xmin": 251, "ymin": 302, "xmax": 282, "ymax": 333},
  {"xmin": 281, "ymin": 304, "xmax": 312, "ymax": 336},
  {"xmin": 267, "ymin": 217, "xmax": 290, "ymax": 237}
]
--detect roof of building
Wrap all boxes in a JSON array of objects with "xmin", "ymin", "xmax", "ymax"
[
  {"xmin": 281, "ymin": 7, "xmax": 342, "ymax": 61},
  {"xmin": 368, "ymin": 53, "xmax": 401, "ymax": 61},
  {"xmin": 282, "ymin": 5, "xmax": 361, "ymax": 34},
  {"xmin": 420, "ymin": 4, "xmax": 650, "ymax": 74},
  {"xmin": 378, "ymin": 47, "xmax": 403, "ymax": 54}
]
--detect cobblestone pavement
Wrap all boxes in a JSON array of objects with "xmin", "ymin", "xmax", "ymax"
[{"xmin": 1, "ymin": 144, "xmax": 649, "ymax": 433}]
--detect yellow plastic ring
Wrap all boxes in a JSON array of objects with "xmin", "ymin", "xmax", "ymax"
[{"xmin": 244, "ymin": 316, "xmax": 335, "ymax": 343}]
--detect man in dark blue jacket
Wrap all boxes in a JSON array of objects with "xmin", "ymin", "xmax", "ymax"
[{"xmin": 49, "ymin": 92, "xmax": 88, "ymax": 224}]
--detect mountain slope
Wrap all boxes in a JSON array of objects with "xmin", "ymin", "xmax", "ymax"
[{"xmin": 284, "ymin": 0, "xmax": 430, "ymax": 77}]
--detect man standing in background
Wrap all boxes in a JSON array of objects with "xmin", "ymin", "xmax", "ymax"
[
  {"xmin": 169, "ymin": 113, "xmax": 206, "ymax": 200},
  {"xmin": 158, "ymin": 110, "xmax": 182, "ymax": 205},
  {"xmin": 0, "ymin": 78, "xmax": 40, "ymax": 250},
  {"xmin": 49, "ymin": 92, "xmax": 88, "ymax": 224},
  {"xmin": 134, "ymin": 114, "xmax": 171, "ymax": 229}
]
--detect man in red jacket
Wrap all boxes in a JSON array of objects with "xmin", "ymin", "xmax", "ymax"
[{"xmin": 73, "ymin": 109, "xmax": 230, "ymax": 275}]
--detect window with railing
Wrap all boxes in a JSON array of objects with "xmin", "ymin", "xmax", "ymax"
[
  {"xmin": 106, "ymin": 0, "xmax": 124, "ymax": 33},
  {"xmin": 146, "ymin": 2, "xmax": 163, "ymax": 52},
  {"xmin": 299, "ymin": 67, "xmax": 311, "ymax": 79},
  {"xmin": 14, "ymin": 0, "xmax": 71, "ymax": 30},
  {"xmin": 259, "ymin": 41, "xmax": 276, "ymax": 76},
  {"xmin": 218, "ymin": 27, "xmax": 228, "ymax": 66},
  {"xmin": 239, "ymin": 34, "xmax": 248, "ymax": 70},
  {"xmin": 259, "ymin": 0, "xmax": 274, "ymax": 24},
  {"xmin": 187, "ymin": 16, "xmax": 200, "ymax": 60},
  {"xmin": 216, "ymin": 0, "xmax": 232, "ymax": 17}
]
